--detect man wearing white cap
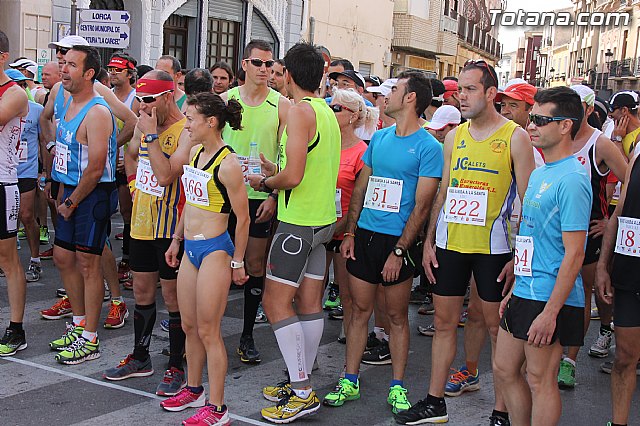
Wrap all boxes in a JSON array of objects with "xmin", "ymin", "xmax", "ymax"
[
  {"xmin": 9, "ymin": 58, "xmax": 45, "ymax": 102},
  {"xmin": 367, "ymin": 78, "xmax": 397, "ymax": 128},
  {"xmin": 426, "ymin": 105, "xmax": 461, "ymax": 143},
  {"xmin": 556, "ymin": 84, "xmax": 628, "ymax": 388}
]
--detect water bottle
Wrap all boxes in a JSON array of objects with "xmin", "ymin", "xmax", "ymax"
[
  {"xmin": 38, "ymin": 176, "xmax": 47, "ymax": 191},
  {"xmin": 248, "ymin": 142, "xmax": 261, "ymax": 175}
]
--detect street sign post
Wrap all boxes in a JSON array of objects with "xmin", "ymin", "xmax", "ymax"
[{"xmin": 78, "ymin": 9, "xmax": 131, "ymax": 49}]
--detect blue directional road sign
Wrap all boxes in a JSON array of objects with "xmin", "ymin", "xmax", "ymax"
[{"xmin": 79, "ymin": 9, "xmax": 131, "ymax": 49}]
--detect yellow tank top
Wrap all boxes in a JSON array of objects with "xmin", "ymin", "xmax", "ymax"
[
  {"xmin": 435, "ymin": 120, "xmax": 519, "ymax": 254},
  {"xmin": 622, "ymin": 126, "xmax": 640, "ymax": 158},
  {"xmin": 185, "ymin": 145, "xmax": 233, "ymax": 213},
  {"xmin": 131, "ymin": 118, "xmax": 186, "ymax": 240}
]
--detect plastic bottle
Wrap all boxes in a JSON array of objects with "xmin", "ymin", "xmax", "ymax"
[
  {"xmin": 248, "ymin": 142, "xmax": 261, "ymax": 175},
  {"xmin": 38, "ymin": 176, "xmax": 47, "ymax": 191}
]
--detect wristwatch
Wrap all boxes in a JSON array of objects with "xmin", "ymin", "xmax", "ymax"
[
  {"xmin": 46, "ymin": 141, "xmax": 56, "ymax": 152},
  {"xmin": 392, "ymin": 246, "xmax": 405, "ymax": 257},
  {"xmin": 612, "ymin": 135, "xmax": 623, "ymax": 142},
  {"xmin": 231, "ymin": 260, "xmax": 245, "ymax": 269},
  {"xmin": 144, "ymin": 134, "xmax": 159, "ymax": 143},
  {"xmin": 64, "ymin": 197, "xmax": 77, "ymax": 209}
]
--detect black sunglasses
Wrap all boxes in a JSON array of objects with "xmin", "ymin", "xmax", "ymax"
[
  {"xmin": 246, "ymin": 58, "xmax": 274, "ymax": 68},
  {"xmin": 56, "ymin": 47, "xmax": 69, "ymax": 55},
  {"xmin": 330, "ymin": 104, "xmax": 356, "ymax": 113},
  {"xmin": 529, "ymin": 113, "xmax": 578, "ymax": 127},
  {"xmin": 464, "ymin": 59, "xmax": 498, "ymax": 86},
  {"xmin": 135, "ymin": 89, "xmax": 173, "ymax": 104}
]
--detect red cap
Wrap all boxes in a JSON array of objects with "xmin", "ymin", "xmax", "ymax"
[
  {"xmin": 496, "ymin": 83, "xmax": 537, "ymax": 105},
  {"xmin": 443, "ymin": 79, "xmax": 458, "ymax": 100},
  {"xmin": 108, "ymin": 56, "xmax": 135, "ymax": 70}
]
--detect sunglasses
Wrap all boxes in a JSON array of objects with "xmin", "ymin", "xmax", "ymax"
[
  {"xmin": 330, "ymin": 104, "xmax": 356, "ymax": 113},
  {"xmin": 56, "ymin": 47, "xmax": 69, "ymax": 55},
  {"xmin": 246, "ymin": 58, "xmax": 274, "ymax": 68},
  {"xmin": 135, "ymin": 89, "xmax": 173, "ymax": 104},
  {"xmin": 529, "ymin": 113, "xmax": 578, "ymax": 127},
  {"xmin": 464, "ymin": 59, "xmax": 498, "ymax": 86},
  {"xmin": 108, "ymin": 67, "xmax": 128, "ymax": 74},
  {"xmin": 608, "ymin": 105, "xmax": 622, "ymax": 113}
]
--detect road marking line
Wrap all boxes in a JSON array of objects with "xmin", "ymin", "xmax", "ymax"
[{"xmin": 2, "ymin": 356, "xmax": 271, "ymax": 426}]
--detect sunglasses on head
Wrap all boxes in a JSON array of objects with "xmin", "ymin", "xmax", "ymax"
[
  {"xmin": 56, "ymin": 47, "xmax": 69, "ymax": 55},
  {"xmin": 246, "ymin": 58, "xmax": 274, "ymax": 68},
  {"xmin": 135, "ymin": 89, "xmax": 173, "ymax": 104},
  {"xmin": 464, "ymin": 59, "xmax": 498, "ymax": 86},
  {"xmin": 330, "ymin": 104, "xmax": 356, "ymax": 113},
  {"xmin": 529, "ymin": 113, "xmax": 578, "ymax": 127}
]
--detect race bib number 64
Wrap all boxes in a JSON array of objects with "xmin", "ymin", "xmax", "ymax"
[
  {"xmin": 363, "ymin": 176, "xmax": 403, "ymax": 213},
  {"xmin": 615, "ymin": 216, "xmax": 640, "ymax": 257},
  {"xmin": 514, "ymin": 235, "xmax": 534, "ymax": 277}
]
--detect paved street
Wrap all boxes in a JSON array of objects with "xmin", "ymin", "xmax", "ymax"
[{"xmin": 0, "ymin": 215, "xmax": 638, "ymax": 425}]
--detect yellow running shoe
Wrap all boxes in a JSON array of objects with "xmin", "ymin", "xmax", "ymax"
[
  {"xmin": 262, "ymin": 379, "xmax": 291, "ymax": 402},
  {"xmin": 261, "ymin": 390, "xmax": 320, "ymax": 424}
]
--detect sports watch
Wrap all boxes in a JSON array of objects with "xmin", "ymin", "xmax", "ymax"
[
  {"xmin": 144, "ymin": 134, "xmax": 159, "ymax": 143},
  {"xmin": 392, "ymin": 246, "xmax": 405, "ymax": 257},
  {"xmin": 231, "ymin": 260, "xmax": 245, "ymax": 269},
  {"xmin": 612, "ymin": 135, "xmax": 623, "ymax": 142}
]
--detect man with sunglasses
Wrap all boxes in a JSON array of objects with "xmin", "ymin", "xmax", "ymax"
[
  {"xmin": 220, "ymin": 39, "xmax": 290, "ymax": 365},
  {"xmin": 492, "ymin": 86, "xmax": 591, "ymax": 426},
  {"xmin": 399, "ymin": 60, "xmax": 535, "ymax": 425},
  {"xmin": 0, "ymin": 30, "xmax": 30, "ymax": 357},
  {"xmin": 329, "ymin": 71, "xmax": 442, "ymax": 418},
  {"xmin": 555, "ymin": 85, "xmax": 628, "ymax": 388},
  {"xmin": 609, "ymin": 91, "xmax": 640, "ymax": 159},
  {"xmin": 104, "ymin": 70, "xmax": 190, "ymax": 397}
]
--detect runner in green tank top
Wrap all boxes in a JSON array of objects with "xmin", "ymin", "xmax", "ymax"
[
  {"xmin": 248, "ymin": 42, "xmax": 341, "ymax": 424},
  {"xmin": 220, "ymin": 40, "xmax": 291, "ymax": 366}
]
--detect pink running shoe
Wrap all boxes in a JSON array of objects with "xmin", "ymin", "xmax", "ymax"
[
  {"xmin": 182, "ymin": 405, "xmax": 230, "ymax": 426},
  {"xmin": 160, "ymin": 387, "xmax": 205, "ymax": 412}
]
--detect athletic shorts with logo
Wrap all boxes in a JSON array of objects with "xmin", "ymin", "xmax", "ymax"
[{"xmin": 0, "ymin": 183, "xmax": 20, "ymax": 239}]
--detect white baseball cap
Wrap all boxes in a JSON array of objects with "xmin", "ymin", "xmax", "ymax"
[
  {"xmin": 570, "ymin": 84, "xmax": 595, "ymax": 106},
  {"xmin": 427, "ymin": 105, "xmax": 462, "ymax": 131},
  {"xmin": 366, "ymin": 78, "xmax": 398, "ymax": 97},
  {"xmin": 48, "ymin": 35, "xmax": 89, "ymax": 50},
  {"xmin": 8, "ymin": 58, "xmax": 38, "ymax": 77}
]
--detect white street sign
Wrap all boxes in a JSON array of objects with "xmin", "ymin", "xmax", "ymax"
[
  {"xmin": 79, "ymin": 22, "xmax": 130, "ymax": 49},
  {"xmin": 36, "ymin": 49, "xmax": 50, "ymax": 65},
  {"xmin": 79, "ymin": 9, "xmax": 131, "ymax": 24}
]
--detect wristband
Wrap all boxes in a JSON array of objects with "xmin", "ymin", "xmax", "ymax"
[
  {"xmin": 259, "ymin": 177, "xmax": 272, "ymax": 193},
  {"xmin": 343, "ymin": 232, "xmax": 356, "ymax": 238},
  {"xmin": 46, "ymin": 141, "xmax": 56, "ymax": 152},
  {"xmin": 231, "ymin": 260, "xmax": 245, "ymax": 269},
  {"xmin": 171, "ymin": 234, "xmax": 183, "ymax": 242},
  {"xmin": 127, "ymin": 174, "xmax": 136, "ymax": 184},
  {"xmin": 268, "ymin": 192, "xmax": 278, "ymax": 201}
]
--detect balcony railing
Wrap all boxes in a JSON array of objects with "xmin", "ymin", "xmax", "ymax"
[
  {"xmin": 455, "ymin": 14, "xmax": 501, "ymax": 59},
  {"xmin": 609, "ymin": 57, "xmax": 640, "ymax": 77}
]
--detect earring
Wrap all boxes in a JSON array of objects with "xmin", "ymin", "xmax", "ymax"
[
  {"xmin": 349, "ymin": 119, "xmax": 353, "ymax": 124},
  {"xmin": 208, "ymin": 124, "xmax": 212, "ymax": 128}
]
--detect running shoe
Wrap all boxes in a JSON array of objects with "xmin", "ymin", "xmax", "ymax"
[
  {"xmin": 590, "ymin": 306, "xmax": 600, "ymax": 320},
  {"xmin": 183, "ymin": 404, "xmax": 230, "ymax": 425},
  {"xmin": 39, "ymin": 226, "xmax": 50, "ymax": 245},
  {"xmin": 588, "ymin": 329, "xmax": 613, "ymax": 358},
  {"xmin": 418, "ymin": 296, "xmax": 435, "ymax": 315},
  {"xmin": 26, "ymin": 260, "xmax": 42, "ymax": 282},
  {"xmin": 115, "ymin": 232, "xmax": 124, "ymax": 240},
  {"xmin": 388, "ymin": 385, "xmax": 411, "ymax": 414},
  {"xmin": 0, "ymin": 328, "xmax": 27, "ymax": 356},
  {"xmin": 328, "ymin": 306, "xmax": 343, "ymax": 320},
  {"xmin": 366, "ymin": 331, "xmax": 382, "ymax": 351},
  {"xmin": 55, "ymin": 337, "xmax": 100, "ymax": 365},
  {"xmin": 237, "ymin": 335, "xmax": 261, "ymax": 364},
  {"xmin": 418, "ymin": 323, "xmax": 436, "ymax": 337},
  {"xmin": 323, "ymin": 284, "xmax": 340, "ymax": 310},
  {"xmin": 255, "ymin": 303, "xmax": 268, "ymax": 323},
  {"xmin": 362, "ymin": 340, "xmax": 392, "ymax": 365},
  {"xmin": 490, "ymin": 414, "xmax": 511, "ymax": 425},
  {"xmin": 49, "ymin": 323, "xmax": 83, "ymax": 350},
  {"xmin": 323, "ymin": 377, "xmax": 360, "ymax": 407},
  {"xmin": 458, "ymin": 309, "xmax": 468, "ymax": 327},
  {"xmin": 261, "ymin": 389, "xmax": 320, "ymax": 424},
  {"xmin": 557, "ymin": 358, "xmax": 576, "ymax": 388},
  {"xmin": 263, "ymin": 379, "xmax": 291, "ymax": 402},
  {"xmin": 56, "ymin": 288, "xmax": 66, "ymax": 297},
  {"xmin": 600, "ymin": 360, "xmax": 640, "ymax": 375},
  {"xmin": 393, "ymin": 398, "xmax": 448, "ymax": 424},
  {"xmin": 156, "ymin": 367, "xmax": 186, "ymax": 396},
  {"xmin": 39, "ymin": 247, "xmax": 53, "ymax": 260},
  {"xmin": 160, "ymin": 319, "xmax": 170, "ymax": 332},
  {"xmin": 103, "ymin": 354, "xmax": 154, "ymax": 380},
  {"xmin": 41, "ymin": 296, "xmax": 73, "ymax": 320},
  {"xmin": 160, "ymin": 387, "xmax": 205, "ymax": 412},
  {"xmin": 17, "ymin": 227, "xmax": 26, "ymax": 240},
  {"xmin": 118, "ymin": 260, "xmax": 131, "ymax": 283},
  {"xmin": 103, "ymin": 300, "xmax": 129, "ymax": 329},
  {"xmin": 122, "ymin": 276, "xmax": 133, "ymax": 290},
  {"xmin": 445, "ymin": 366, "xmax": 480, "ymax": 396}
]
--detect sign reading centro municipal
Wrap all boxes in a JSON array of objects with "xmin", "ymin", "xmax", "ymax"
[{"xmin": 79, "ymin": 9, "xmax": 131, "ymax": 49}]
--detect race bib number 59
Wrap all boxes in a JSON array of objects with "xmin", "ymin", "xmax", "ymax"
[
  {"xmin": 615, "ymin": 216, "xmax": 640, "ymax": 257},
  {"xmin": 443, "ymin": 187, "xmax": 488, "ymax": 226},
  {"xmin": 363, "ymin": 176, "xmax": 402, "ymax": 213},
  {"xmin": 135, "ymin": 158, "xmax": 165, "ymax": 197},
  {"xmin": 514, "ymin": 235, "xmax": 534, "ymax": 276}
]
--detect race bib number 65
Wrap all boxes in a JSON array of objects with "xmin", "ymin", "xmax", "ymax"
[
  {"xmin": 443, "ymin": 187, "xmax": 488, "ymax": 226},
  {"xmin": 615, "ymin": 216, "xmax": 640, "ymax": 257},
  {"xmin": 53, "ymin": 142, "xmax": 68, "ymax": 174},
  {"xmin": 363, "ymin": 176, "xmax": 403, "ymax": 213},
  {"xmin": 514, "ymin": 235, "xmax": 534, "ymax": 276}
]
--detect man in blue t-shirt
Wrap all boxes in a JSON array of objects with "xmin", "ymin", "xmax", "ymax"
[
  {"xmin": 322, "ymin": 71, "xmax": 443, "ymax": 416},
  {"xmin": 493, "ymin": 86, "xmax": 591, "ymax": 426}
]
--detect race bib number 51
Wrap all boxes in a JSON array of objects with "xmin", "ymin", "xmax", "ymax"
[
  {"xmin": 135, "ymin": 158, "xmax": 165, "ymax": 197},
  {"xmin": 363, "ymin": 176, "xmax": 402, "ymax": 213},
  {"xmin": 443, "ymin": 187, "xmax": 488, "ymax": 226},
  {"xmin": 615, "ymin": 216, "xmax": 640, "ymax": 257},
  {"xmin": 182, "ymin": 165, "xmax": 211, "ymax": 206},
  {"xmin": 514, "ymin": 235, "xmax": 534, "ymax": 276}
]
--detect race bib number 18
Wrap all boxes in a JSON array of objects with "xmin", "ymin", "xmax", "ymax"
[
  {"xmin": 443, "ymin": 187, "xmax": 488, "ymax": 226},
  {"xmin": 615, "ymin": 216, "xmax": 640, "ymax": 257},
  {"xmin": 182, "ymin": 165, "xmax": 211, "ymax": 206},
  {"xmin": 514, "ymin": 235, "xmax": 534, "ymax": 277},
  {"xmin": 363, "ymin": 176, "xmax": 403, "ymax": 213},
  {"xmin": 135, "ymin": 158, "xmax": 165, "ymax": 197}
]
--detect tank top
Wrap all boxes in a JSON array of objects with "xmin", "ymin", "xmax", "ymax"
[
  {"xmin": 131, "ymin": 118, "xmax": 187, "ymax": 240},
  {"xmin": 573, "ymin": 128, "xmax": 609, "ymax": 220},
  {"xmin": 184, "ymin": 145, "xmax": 234, "ymax": 213},
  {"xmin": 278, "ymin": 97, "xmax": 341, "ymax": 226},
  {"xmin": 435, "ymin": 120, "xmax": 519, "ymax": 254},
  {"xmin": 222, "ymin": 87, "xmax": 281, "ymax": 200},
  {"xmin": 113, "ymin": 87, "xmax": 136, "ymax": 133},
  {"xmin": 0, "ymin": 81, "xmax": 23, "ymax": 183},
  {"xmin": 51, "ymin": 96, "xmax": 117, "ymax": 186},
  {"xmin": 622, "ymin": 126, "xmax": 640, "ymax": 159},
  {"xmin": 611, "ymin": 157, "xmax": 640, "ymax": 291}
]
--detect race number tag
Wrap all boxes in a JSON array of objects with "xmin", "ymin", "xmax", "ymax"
[
  {"xmin": 237, "ymin": 155, "xmax": 250, "ymax": 184},
  {"xmin": 363, "ymin": 176, "xmax": 402, "ymax": 213},
  {"xmin": 336, "ymin": 188, "xmax": 342, "ymax": 218},
  {"xmin": 514, "ymin": 236, "xmax": 534, "ymax": 276},
  {"xmin": 443, "ymin": 187, "xmax": 488, "ymax": 226},
  {"xmin": 614, "ymin": 216, "xmax": 640, "ymax": 257},
  {"xmin": 53, "ymin": 142, "xmax": 68, "ymax": 174},
  {"xmin": 135, "ymin": 158, "xmax": 165, "ymax": 197},
  {"xmin": 182, "ymin": 165, "xmax": 211, "ymax": 206},
  {"xmin": 18, "ymin": 139, "xmax": 28, "ymax": 163}
]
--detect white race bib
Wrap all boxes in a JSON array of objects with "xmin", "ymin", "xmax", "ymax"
[
  {"xmin": 53, "ymin": 142, "xmax": 68, "ymax": 174},
  {"xmin": 135, "ymin": 158, "xmax": 165, "ymax": 197},
  {"xmin": 237, "ymin": 155, "xmax": 250, "ymax": 185},
  {"xmin": 182, "ymin": 165, "xmax": 211, "ymax": 206},
  {"xmin": 443, "ymin": 187, "xmax": 488, "ymax": 226},
  {"xmin": 336, "ymin": 188, "xmax": 342, "ymax": 218},
  {"xmin": 514, "ymin": 235, "xmax": 534, "ymax": 276},
  {"xmin": 615, "ymin": 216, "xmax": 640, "ymax": 257},
  {"xmin": 363, "ymin": 176, "xmax": 403, "ymax": 213},
  {"xmin": 18, "ymin": 139, "xmax": 28, "ymax": 163}
]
